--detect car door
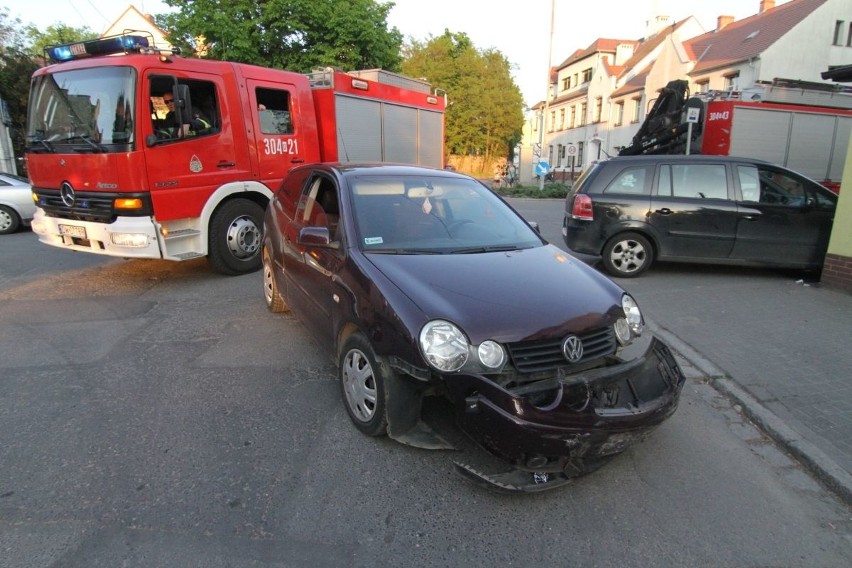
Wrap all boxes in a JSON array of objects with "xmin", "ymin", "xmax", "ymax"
[
  {"xmin": 648, "ymin": 161, "xmax": 738, "ymax": 259},
  {"xmin": 281, "ymin": 172, "xmax": 346, "ymax": 345},
  {"xmin": 731, "ymin": 164, "xmax": 836, "ymax": 267}
]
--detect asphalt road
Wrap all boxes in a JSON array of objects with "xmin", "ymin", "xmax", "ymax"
[{"xmin": 1, "ymin": 224, "xmax": 851, "ymax": 567}]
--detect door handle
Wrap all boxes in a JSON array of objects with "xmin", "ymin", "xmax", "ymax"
[
  {"xmin": 291, "ymin": 158, "xmax": 305, "ymax": 164},
  {"xmin": 740, "ymin": 214, "xmax": 759, "ymax": 221},
  {"xmin": 655, "ymin": 208, "xmax": 672, "ymax": 215},
  {"xmin": 216, "ymin": 161, "xmax": 236, "ymax": 168}
]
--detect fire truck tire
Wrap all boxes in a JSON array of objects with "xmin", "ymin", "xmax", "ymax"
[
  {"xmin": 208, "ymin": 199, "xmax": 264, "ymax": 275},
  {"xmin": 262, "ymin": 245, "xmax": 289, "ymax": 313},
  {"xmin": 0, "ymin": 205, "xmax": 21, "ymax": 234}
]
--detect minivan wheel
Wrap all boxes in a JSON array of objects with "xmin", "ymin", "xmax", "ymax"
[{"xmin": 602, "ymin": 232, "xmax": 653, "ymax": 278}]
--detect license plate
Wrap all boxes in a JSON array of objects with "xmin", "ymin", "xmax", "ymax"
[{"xmin": 59, "ymin": 224, "xmax": 87, "ymax": 239}]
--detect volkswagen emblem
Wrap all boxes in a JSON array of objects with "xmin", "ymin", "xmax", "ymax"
[
  {"xmin": 562, "ymin": 335, "xmax": 584, "ymax": 363},
  {"xmin": 59, "ymin": 182, "xmax": 76, "ymax": 207}
]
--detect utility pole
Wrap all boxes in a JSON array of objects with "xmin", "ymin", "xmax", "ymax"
[{"xmin": 539, "ymin": 0, "xmax": 555, "ymax": 191}]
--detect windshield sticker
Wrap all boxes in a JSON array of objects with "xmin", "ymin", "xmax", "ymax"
[
  {"xmin": 364, "ymin": 237, "xmax": 383, "ymax": 245},
  {"xmin": 189, "ymin": 155, "xmax": 203, "ymax": 173}
]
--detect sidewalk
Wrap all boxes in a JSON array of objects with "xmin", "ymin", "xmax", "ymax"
[{"xmin": 644, "ymin": 278, "xmax": 852, "ymax": 505}]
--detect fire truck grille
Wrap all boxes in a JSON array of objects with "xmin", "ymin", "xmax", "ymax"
[{"xmin": 33, "ymin": 189, "xmax": 153, "ymax": 223}]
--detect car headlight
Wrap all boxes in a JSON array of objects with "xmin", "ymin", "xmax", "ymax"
[
  {"xmin": 420, "ymin": 320, "xmax": 469, "ymax": 372},
  {"xmin": 477, "ymin": 340, "xmax": 505, "ymax": 369},
  {"xmin": 615, "ymin": 294, "xmax": 644, "ymax": 346}
]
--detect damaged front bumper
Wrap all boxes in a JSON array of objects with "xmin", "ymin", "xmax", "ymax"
[{"xmin": 444, "ymin": 335, "xmax": 685, "ymax": 489}]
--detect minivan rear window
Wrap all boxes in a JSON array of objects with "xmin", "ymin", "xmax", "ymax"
[{"xmin": 602, "ymin": 166, "xmax": 652, "ymax": 195}]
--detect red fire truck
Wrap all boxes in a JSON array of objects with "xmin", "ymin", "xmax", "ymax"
[
  {"xmin": 620, "ymin": 79, "xmax": 852, "ymax": 193},
  {"xmin": 26, "ymin": 32, "xmax": 446, "ymax": 274}
]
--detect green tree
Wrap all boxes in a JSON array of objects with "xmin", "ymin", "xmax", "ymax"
[
  {"xmin": 401, "ymin": 31, "xmax": 524, "ymax": 168},
  {"xmin": 0, "ymin": 9, "xmax": 38, "ymax": 174},
  {"xmin": 25, "ymin": 23, "xmax": 97, "ymax": 58},
  {"xmin": 158, "ymin": 0, "xmax": 402, "ymax": 72}
]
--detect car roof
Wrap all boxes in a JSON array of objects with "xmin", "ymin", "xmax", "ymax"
[
  {"xmin": 599, "ymin": 155, "xmax": 773, "ymax": 166},
  {"xmin": 292, "ymin": 163, "xmax": 470, "ymax": 180}
]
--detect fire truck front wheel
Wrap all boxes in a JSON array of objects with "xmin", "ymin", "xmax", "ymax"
[{"xmin": 208, "ymin": 198, "xmax": 264, "ymax": 275}]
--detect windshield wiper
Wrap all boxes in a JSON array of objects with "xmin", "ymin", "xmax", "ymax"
[
  {"xmin": 366, "ymin": 248, "xmax": 443, "ymax": 255},
  {"xmin": 449, "ymin": 244, "xmax": 526, "ymax": 254},
  {"xmin": 62, "ymin": 134, "xmax": 107, "ymax": 153},
  {"xmin": 29, "ymin": 140, "xmax": 56, "ymax": 153}
]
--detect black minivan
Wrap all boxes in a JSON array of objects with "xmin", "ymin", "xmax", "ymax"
[{"xmin": 563, "ymin": 155, "xmax": 837, "ymax": 277}]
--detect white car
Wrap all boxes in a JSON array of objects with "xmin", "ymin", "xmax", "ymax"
[{"xmin": 0, "ymin": 172, "xmax": 36, "ymax": 234}]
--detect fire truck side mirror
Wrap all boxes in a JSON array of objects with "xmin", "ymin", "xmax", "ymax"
[{"xmin": 175, "ymin": 84, "xmax": 193, "ymax": 126}]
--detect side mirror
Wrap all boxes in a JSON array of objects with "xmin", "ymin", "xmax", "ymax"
[
  {"xmin": 298, "ymin": 226, "xmax": 331, "ymax": 247},
  {"xmin": 145, "ymin": 134, "xmax": 160, "ymax": 147},
  {"xmin": 174, "ymin": 84, "xmax": 193, "ymax": 126},
  {"xmin": 528, "ymin": 221, "xmax": 541, "ymax": 233}
]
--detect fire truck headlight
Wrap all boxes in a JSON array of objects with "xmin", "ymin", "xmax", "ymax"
[{"xmin": 110, "ymin": 232, "xmax": 149, "ymax": 248}]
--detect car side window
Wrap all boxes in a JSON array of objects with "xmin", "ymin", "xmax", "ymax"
[
  {"xmin": 299, "ymin": 176, "xmax": 342, "ymax": 242},
  {"xmin": 756, "ymin": 166, "xmax": 806, "ymax": 206},
  {"xmin": 736, "ymin": 166, "xmax": 761, "ymax": 202},
  {"xmin": 658, "ymin": 164, "xmax": 728, "ymax": 199},
  {"xmin": 276, "ymin": 169, "xmax": 311, "ymax": 219},
  {"xmin": 602, "ymin": 166, "xmax": 651, "ymax": 195}
]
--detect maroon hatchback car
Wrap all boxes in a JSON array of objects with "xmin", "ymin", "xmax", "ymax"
[{"xmin": 262, "ymin": 164, "xmax": 685, "ymax": 492}]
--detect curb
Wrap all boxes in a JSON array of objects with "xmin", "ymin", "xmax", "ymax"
[{"xmin": 650, "ymin": 321, "xmax": 852, "ymax": 506}]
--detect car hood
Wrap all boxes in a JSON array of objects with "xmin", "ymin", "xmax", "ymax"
[{"xmin": 364, "ymin": 244, "xmax": 625, "ymax": 344}]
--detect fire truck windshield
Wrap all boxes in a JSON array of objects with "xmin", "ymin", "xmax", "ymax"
[{"xmin": 27, "ymin": 66, "xmax": 137, "ymax": 151}]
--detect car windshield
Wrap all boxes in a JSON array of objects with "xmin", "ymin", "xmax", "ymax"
[{"xmin": 349, "ymin": 175, "xmax": 544, "ymax": 254}]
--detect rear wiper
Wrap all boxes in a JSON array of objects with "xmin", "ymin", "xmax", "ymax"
[{"xmin": 63, "ymin": 134, "xmax": 107, "ymax": 153}]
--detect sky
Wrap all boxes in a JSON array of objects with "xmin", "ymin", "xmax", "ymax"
[{"xmin": 4, "ymin": 0, "xmax": 792, "ymax": 104}]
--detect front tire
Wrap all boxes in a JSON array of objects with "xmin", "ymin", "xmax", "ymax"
[
  {"xmin": 0, "ymin": 205, "xmax": 21, "ymax": 234},
  {"xmin": 602, "ymin": 232, "xmax": 653, "ymax": 278},
  {"xmin": 207, "ymin": 199, "xmax": 264, "ymax": 275},
  {"xmin": 339, "ymin": 333, "xmax": 388, "ymax": 437}
]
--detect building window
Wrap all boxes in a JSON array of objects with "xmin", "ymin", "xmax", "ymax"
[
  {"xmin": 696, "ymin": 80, "xmax": 710, "ymax": 93},
  {"xmin": 579, "ymin": 102, "xmax": 587, "ymax": 126},
  {"xmin": 614, "ymin": 102, "xmax": 624, "ymax": 126},
  {"xmin": 631, "ymin": 98, "xmax": 641, "ymax": 123},
  {"xmin": 724, "ymin": 73, "xmax": 740, "ymax": 90},
  {"xmin": 548, "ymin": 145, "xmax": 554, "ymax": 166},
  {"xmin": 573, "ymin": 74, "xmax": 578, "ymax": 87},
  {"xmin": 582, "ymin": 68, "xmax": 592, "ymax": 83},
  {"xmin": 562, "ymin": 77, "xmax": 569, "ymax": 90},
  {"xmin": 570, "ymin": 106, "xmax": 576, "ymax": 129},
  {"xmin": 549, "ymin": 110, "xmax": 556, "ymax": 132},
  {"xmin": 835, "ymin": 20, "xmax": 845, "ymax": 45},
  {"xmin": 847, "ymin": 22, "xmax": 852, "ymax": 46},
  {"xmin": 557, "ymin": 144, "xmax": 564, "ymax": 167},
  {"xmin": 577, "ymin": 141, "xmax": 584, "ymax": 167},
  {"xmin": 593, "ymin": 97, "xmax": 603, "ymax": 123},
  {"xmin": 559, "ymin": 108, "xmax": 565, "ymax": 130}
]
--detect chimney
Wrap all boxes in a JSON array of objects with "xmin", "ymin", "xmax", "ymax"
[
  {"xmin": 717, "ymin": 15, "xmax": 735, "ymax": 31},
  {"xmin": 760, "ymin": 0, "xmax": 776, "ymax": 12}
]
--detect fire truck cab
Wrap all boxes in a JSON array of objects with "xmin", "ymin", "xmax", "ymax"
[{"xmin": 26, "ymin": 32, "xmax": 445, "ymax": 274}]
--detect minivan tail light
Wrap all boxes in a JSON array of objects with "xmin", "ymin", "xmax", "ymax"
[{"xmin": 571, "ymin": 194, "xmax": 594, "ymax": 220}]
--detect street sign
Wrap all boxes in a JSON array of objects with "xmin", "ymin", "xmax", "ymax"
[
  {"xmin": 535, "ymin": 161, "xmax": 550, "ymax": 176},
  {"xmin": 687, "ymin": 107, "xmax": 701, "ymax": 123},
  {"xmin": 566, "ymin": 143, "xmax": 577, "ymax": 156}
]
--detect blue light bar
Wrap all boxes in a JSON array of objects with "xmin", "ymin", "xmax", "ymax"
[{"xmin": 45, "ymin": 34, "xmax": 151, "ymax": 63}]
